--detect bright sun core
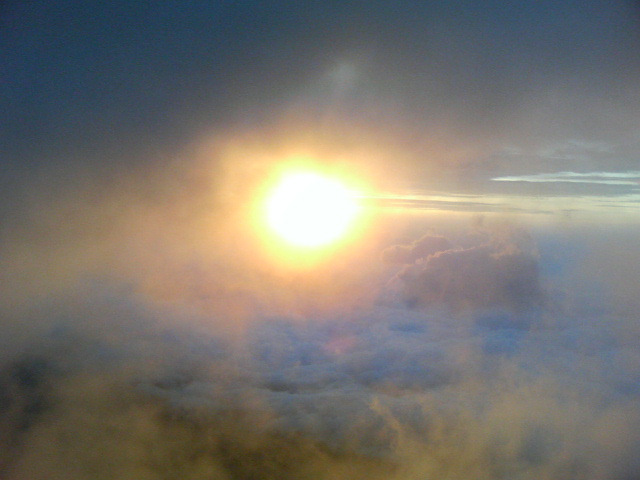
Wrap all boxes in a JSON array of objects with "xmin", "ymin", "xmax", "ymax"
[{"xmin": 265, "ymin": 172, "xmax": 359, "ymax": 248}]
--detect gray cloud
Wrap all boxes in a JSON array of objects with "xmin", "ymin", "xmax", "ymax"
[
  {"xmin": 0, "ymin": 109, "xmax": 637, "ymax": 480},
  {"xmin": 1, "ymin": 180, "xmax": 638, "ymax": 479},
  {"xmin": 1, "ymin": 271, "xmax": 639, "ymax": 479},
  {"xmin": 382, "ymin": 234, "xmax": 453, "ymax": 265},
  {"xmin": 387, "ymin": 229, "xmax": 542, "ymax": 312}
]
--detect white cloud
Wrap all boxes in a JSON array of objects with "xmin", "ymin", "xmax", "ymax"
[{"xmin": 492, "ymin": 171, "xmax": 640, "ymax": 186}]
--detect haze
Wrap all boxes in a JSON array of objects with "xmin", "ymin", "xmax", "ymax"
[{"xmin": 1, "ymin": 2, "xmax": 640, "ymax": 479}]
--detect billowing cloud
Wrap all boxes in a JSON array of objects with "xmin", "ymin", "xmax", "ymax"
[
  {"xmin": 2, "ymin": 190, "xmax": 634, "ymax": 479},
  {"xmin": 387, "ymin": 229, "xmax": 542, "ymax": 311},
  {"xmin": 382, "ymin": 234, "xmax": 453, "ymax": 264},
  {"xmin": 0, "ymin": 262, "xmax": 639, "ymax": 479}
]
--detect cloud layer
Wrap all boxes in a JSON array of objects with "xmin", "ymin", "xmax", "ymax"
[
  {"xmin": 1, "ymin": 203, "xmax": 639, "ymax": 479},
  {"xmin": 2, "ymin": 284, "xmax": 640, "ymax": 479},
  {"xmin": 2, "ymin": 1, "xmax": 640, "ymax": 478}
]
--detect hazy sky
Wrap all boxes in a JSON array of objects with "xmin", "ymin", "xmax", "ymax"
[
  {"xmin": 1, "ymin": 2, "xmax": 640, "ymax": 479},
  {"xmin": 3, "ymin": 1, "xmax": 640, "ymax": 177}
]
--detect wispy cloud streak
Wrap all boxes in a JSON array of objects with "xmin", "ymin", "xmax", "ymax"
[{"xmin": 492, "ymin": 171, "xmax": 640, "ymax": 186}]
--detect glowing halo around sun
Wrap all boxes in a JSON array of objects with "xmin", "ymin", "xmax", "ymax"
[{"xmin": 265, "ymin": 172, "xmax": 359, "ymax": 248}]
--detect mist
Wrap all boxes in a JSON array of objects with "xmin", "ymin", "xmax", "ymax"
[
  {"xmin": 2, "ymin": 1, "xmax": 640, "ymax": 478},
  {"xmin": 1, "ymin": 165, "xmax": 639, "ymax": 478}
]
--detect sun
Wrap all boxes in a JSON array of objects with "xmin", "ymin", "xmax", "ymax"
[{"xmin": 265, "ymin": 172, "xmax": 359, "ymax": 248}]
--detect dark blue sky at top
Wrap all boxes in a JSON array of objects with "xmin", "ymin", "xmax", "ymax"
[{"xmin": 2, "ymin": 0, "xmax": 639, "ymax": 182}]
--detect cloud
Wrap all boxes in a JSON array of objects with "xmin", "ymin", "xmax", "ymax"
[
  {"xmin": 1, "ymin": 270, "xmax": 640, "ymax": 479},
  {"xmin": 1, "ymin": 1, "xmax": 640, "ymax": 478},
  {"xmin": 382, "ymin": 234, "xmax": 453, "ymax": 264},
  {"xmin": 0, "ymin": 112, "xmax": 638, "ymax": 478},
  {"xmin": 493, "ymin": 171, "xmax": 640, "ymax": 186},
  {"xmin": 387, "ymin": 229, "xmax": 542, "ymax": 312}
]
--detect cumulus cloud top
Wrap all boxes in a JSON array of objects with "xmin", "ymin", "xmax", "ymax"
[{"xmin": 385, "ymin": 229, "xmax": 542, "ymax": 311}]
